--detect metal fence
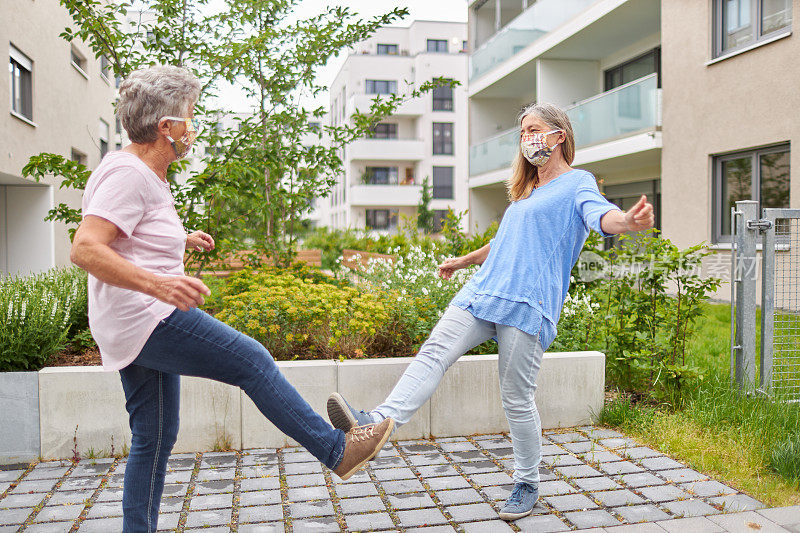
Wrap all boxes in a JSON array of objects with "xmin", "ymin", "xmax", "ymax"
[{"xmin": 731, "ymin": 200, "xmax": 800, "ymax": 401}]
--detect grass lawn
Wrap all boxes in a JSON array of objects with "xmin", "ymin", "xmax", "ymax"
[{"xmin": 600, "ymin": 301, "xmax": 800, "ymax": 506}]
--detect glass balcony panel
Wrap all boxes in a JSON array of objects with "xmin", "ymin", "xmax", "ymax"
[
  {"xmin": 470, "ymin": 0, "xmax": 595, "ymax": 80},
  {"xmin": 469, "ymin": 128, "xmax": 518, "ymax": 176}
]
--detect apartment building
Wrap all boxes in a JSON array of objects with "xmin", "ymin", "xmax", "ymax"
[
  {"xmin": 321, "ymin": 20, "xmax": 469, "ymax": 234},
  {"xmin": 1, "ymin": 0, "xmax": 117, "ymax": 276},
  {"xmin": 467, "ymin": 0, "xmax": 794, "ymax": 300}
]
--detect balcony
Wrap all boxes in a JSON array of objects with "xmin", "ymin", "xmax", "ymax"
[
  {"xmin": 347, "ymin": 93, "xmax": 426, "ymax": 117},
  {"xmin": 348, "ymin": 138, "xmax": 426, "ymax": 161},
  {"xmin": 469, "ymin": 74, "xmax": 661, "ymax": 178},
  {"xmin": 349, "ymin": 184, "xmax": 422, "ymax": 207},
  {"xmin": 470, "ymin": 0, "xmax": 595, "ymax": 80}
]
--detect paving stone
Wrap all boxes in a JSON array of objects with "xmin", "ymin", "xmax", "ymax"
[
  {"xmin": 389, "ymin": 492, "xmax": 436, "ymax": 510},
  {"xmin": 0, "ymin": 482, "xmax": 10, "ymax": 495},
  {"xmin": 285, "ymin": 473, "xmax": 325, "ymax": 488},
  {"xmin": 554, "ymin": 464, "xmax": 603, "ymax": 478},
  {"xmin": 485, "ymin": 447, "xmax": 514, "ymax": 459},
  {"xmin": 239, "ymin": 504, "xmax": 284, "ymax": 523},
  {"xmin": 77, "ymin": 517, "xmax": 125, "ymax": 532},
  {"xmin": 574, "ymin": 476, "xmax": 622, "ymax": 492},
  {"xmin": 334, "ymin": 482, "xmax": 378, "ymax": 498},
  {"xmin": 345, "ymin": 512, "xmax": 395, "ymax": 531},
  {"xmin": 284, "ymin": 461, "xmax": 323, "ymax": 475},
  {"xmin": 86, "ymin": 501, "xmax": 123, "ymax": 518},
  {"xmin": 539, "ymin": 479, "xmax": 578, "ymax": 496},
  {"xmin": 339, "ymin": 495, "xmax": 386, "ymax": 514},
  {"xmin": 757, "ymin": 506, "xmax": 800, "ymax": 525},
  {"xmin": 374, "ymin": 467, "xmax": 417, "ymax": 481},
  {"xmin": 619, "ymin": 447, "xmax": 664, "ymax": 460},
  {"xmin": 479, "ymin": 484, "xmax": 514, "ymax": 501},
  {"xmin": 447, "ymin": 451, "xmax": 487, "ymax": 463},
  {"xmin": 372, "ymin": 455, "xmax": 407, "ymax": 469},
  {"xmin": 446, "ymin": 502, "xmax": 498, "ymax": 521},
  {"xmin": 474, "ymin": 437, "xmax": 512, "ymax": 449},
  {"xmin": 549, "ymin": 432, "xmax": 588, "ymax": 443},
  {"xmin": 401, "ymin": 443, "xmax": 440, "ymax": 454},
  {"xmin": 655, "ymin": 516, "xmax": 726, "ymax": 533},
  {"xmin": 287, "ymin": 485, "xmax": 329, "ymax": 502},
  {"xmin": 157, "ymin": 512, "xmax": 180, "ymax": 531},
  {"xmin": 583, "ymin": 451, "xmax": 624, "ymax": 463},
  {"xmin": 11, "ymin": 479, "xmax": 59, "ymax": 493},
  {"xmin": 0, "ymin": 470, "xmax": 24, "ymax": 483},
  {"xmin": 460, "ymin": 520, "xmax": 515, "ymax": 532},
  {"xmin": 161, "ymin": 483, "xmax": 188, "ymax": 497},
  {"xmin": 546, "ymin": 493, "xmax": 599, "ymax": 512},
  {"xmin": 195, "ymin": 468, "xmax": 233, "ymax": 482},
  {"xmin": 538, "ymin": 467, "xmax": 558, "ymax": 482},
  {"xmin": 184, "ymin": 508, "xmax": 231, "ymax": 528},
  {"xmin": 407, "ymin": 524, "xmax": 458, "ymax": 532},
  {"xmin": 25, "ymin": 467, "xmax": 70, "ymax": 480},
  {"xmin": 408, "ymin": 453, "xmax": 449, "ymax": 466},
  {"xmin": 564, "ymin": 509, "xmax": 623, "ymax": 529},
  {"xmin": 190, "ymin": 492, "xmax": 233, "ymax": 510},
  {"xmin": 59, "ymin": 476, "xmax": 101, "ymax": 492},
  {"xmin": 459, "ymin": 461, "xmax": 501, "ymax": 475},
  {"xmin": 167, "ymin": 457, "xmax": 196, "ymax": 470},
  {"xmin": 639, "ymin": 456, "xmax": 685, "ymax": 471},
  {"xmin": 435, "ymin": 488, "xmax": 484, "ymax": 505},
  {"xmin": 659, "ymin": 468, "xmax": 708, "ymax": 484},
  {"xmin": 662, "ymin": 498, "xmax": 721, "ymax": 517},
  {"xmin": 289, "ymin": 500, "xmax": 334, "ymax": 518},
  {"xmin": 467, "ymin": 472, "xmax": 513, "ymax": 487},
  {"xmin": 708, "ymin": 511, "xmax": 787, "ymax": 533},
  {"xmin": 95, "ymin": 487, "xmax": 125, "ymax": 502},
  {"xmin": 288, "ymin": 517, "xmax": 340, "ymax": 532},
  {"xmin": 241, "ymin": 464, "xmax": 279, "ymax": 477},
  {"xmin": 586, "ymin": 429, "xmax": 624, "ymax": 440},
  {"xmin": 678, "ymin": 480, "xmax": 736, "ymax": 497},
  {"xmin": 439, "ymin": 441, "xmax": 478, "ymax": 453},
  {"xmin": 542, "ymin": 454, "xmax": 584, "ymax": 467},
  {"xmin": 238, "ymin": 523, "xmax": 284, "ymax": 533},
  {"xmin": 240, "ymin": 451, "xmax": 278, "ymax": 466},
  {"xmin": 282, "ymin": 450, "xmax": 317, "ymax": 463},
  {"xmin": 604, "ymin": 524, "xmax": 665, "ymax": 532},
  {"xmin": 617, "ymin": 472, "xmax": 666, "ymax": 488},
  {"xmin": 332, "ymin": 469, "xmax": 371, "ymax": 484},
  {"xmin": 381, "ymin": 478, "xmax": 425, "ymax": 494},
  {"xmin": 591, "ymin": 489, "xmax": 646, "ymax": 507},
  {"xmin": 33, "ymin": 503, "xmax": 84, "ymax": 522},
  {"xmin": 239, "ymin": 489, "xmax": 282, "ymax": 507},
  {"xmin": 540, "ymin": 444, "xmax": 570, "ymax": 456},
  {"xmin": 613, "ymin": 504, "xmax": 671, "ymax": 523},
  {"xmin": 71, "ymin": 463, "xmax": 112, "ymax": 477},
  {"xmin": 636, "ymin": 484, "xmax": 691, "ymax": 503},
  {"xmin": 563, "ymin": 441, "xmax": 595, "ymax": 454},
  {"xmin": 396, "ymin": 507, "xmax": 448, "ymax": 528},
  {"xmin": 598, "ymin": 461, "xmax": 645, "ymax": 475},
  {"xmin": 599, "ymin": 438, "xmax": 639, "ymax": 449},
  {"xmin": 199, "ymin": 454, "xmax": 237, "ymax": 468},
  {"xmin": 23, "ymin": 522, "xmax": 74, "ymax": 533},
  {"xmin": 708, "ymin": 493, "xmax": 765, "ymax": 512},
  {"xmin": 416, "ymin": 464, "xmax": 460, "ymax": 478},
  {"xmin": 0, "ymin": 492, "xmax": 47, "ymax": 507},
  {"xmin": 514, "ymin": 513, "xmax": 571, "ymax": 532},
  {"xmin": 159, "ymin": 496, "xmax": 184, "ymax": 513}
]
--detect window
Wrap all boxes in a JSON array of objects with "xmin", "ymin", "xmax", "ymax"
[
  {"xmin": 365, "ymin": 79, "xmax": 397, "ymax": 95},
  {"xmin": 9, "ymin": 45, "xmax": 33, "ymax": 121},
  {"xmin": 432, "ymin": 123, "xmax": 454, "ymax": 155},
  {"xmin": 427, "ymin": 39, "xmax": 448, "ymax": 53},
  {"xmin": 70, "ymin": 46, "xmax": 87, "ymax": 75},
  {"xmin": 363, "ymin": 166, "xmax": 399, "ymax": 185},
  {"xmin": 432, "ymin": 166, "xmax": 454, "ymax": 199},
  {"xmin": 713, "ymin": 144, "xmax": 790, "ymax": 242},
  {"xmin": 432, "ymin": 81, "xmax": 454, "ymax": 111},
  {"xmin": 433, "ymin": 210, "xmax": 449, "ymax": 232},
  {"xmin": 70, "ymin": 148, "xmax": 87, "ymax": 166},
  {"xmin": 99, "ymin": 119, "xmax": 110, "ymax": 158},
  {"xmin": 366, "ymin": 209, "xmax": 398, "ymax": 230},
  {"xmin": 713, "ymin": 0, "xmax": 792, "ymax": 57},
  {"xmin": 462, "ymin": 40, "xmax": 468, "ymax": 52},
  {"xmin": 604, "ymin": 48, "xmax": 661, "ymax": 91},
  {"xmin": 377, "ymin": 43, "xmax": 398, "ymax": 55},
  {"xmin": 100, "ymin": 55, "xmax": 111, "ymax": 81},
  {"xmin": 369, "ymin": 123, "xmax": 398, "ymax": 139}
]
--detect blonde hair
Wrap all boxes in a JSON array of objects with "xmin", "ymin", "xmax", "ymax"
[{"xmin": 506, "ymin": 102, "xmax": 576, "ymax": 202}]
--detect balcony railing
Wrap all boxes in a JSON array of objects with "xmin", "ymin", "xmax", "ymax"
[
  {"xmin": 468, "ymin": 75, "xmax": 662, "ymax": 176},
  {"xmin": 470, "ymin": 0, "xmax": 595, "ymax": 80},
  {"xmin": 566, "ymin": 73, "xmax": 660, "ymax": 148}
]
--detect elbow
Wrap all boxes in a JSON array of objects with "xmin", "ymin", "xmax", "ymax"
[{"xmin": 70, "ymin": 240, "xmax": 88, "ymax": 270}]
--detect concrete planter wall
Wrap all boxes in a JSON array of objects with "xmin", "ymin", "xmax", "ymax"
[{"xmin": 1, "ymin": 351, "xmax": 605, "ymax": 463}]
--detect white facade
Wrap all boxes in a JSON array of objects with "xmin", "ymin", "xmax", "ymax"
[
  {"xmin": 318, "ymin": 20, "xmax": 469, "ymax": 234},
  {"xmin": 467, "ymin": 0, "xmax": 662, "ymax": 232},
  {"xmin": 0, "ymin": 0, "xmax": 117, "ymax": 276}
]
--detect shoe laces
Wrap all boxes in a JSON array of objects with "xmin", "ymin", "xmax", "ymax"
[
  {"xmin": 507, "ymin": 482, "xmax": 535, "ymax": 505},
  {"xmin": 347, "ymin": 423, "xmax": 376, "ymax": 443}
]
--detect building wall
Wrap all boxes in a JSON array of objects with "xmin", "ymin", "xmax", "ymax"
[{"xmin": 0, "ymin": 0, "xmax": 116, "ymax": 275}]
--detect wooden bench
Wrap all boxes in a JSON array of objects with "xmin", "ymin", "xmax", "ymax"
[{"xmin": 187, "ymin": 249, "xmax": 322, "ymax": 277}]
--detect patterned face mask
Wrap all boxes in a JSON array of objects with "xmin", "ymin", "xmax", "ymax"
[
  {"xmin": 520, "ymin": 130, "xmax": 562, "ymax": 166},
  {"xmin": 161, "ymin": 116, "xmax": 202, "ymax": 159}
]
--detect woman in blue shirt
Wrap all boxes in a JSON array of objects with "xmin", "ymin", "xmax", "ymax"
[{"xmin": 327, "ymin": 102, "xmax": 655, "ymax": 520}]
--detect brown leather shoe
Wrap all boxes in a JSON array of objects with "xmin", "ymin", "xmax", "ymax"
[{"xmin": 333, "ymin": 418, "xmax": 395, "ymax": 480}]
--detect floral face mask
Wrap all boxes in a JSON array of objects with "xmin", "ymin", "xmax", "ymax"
[
  {"xmin": 520, "ymin": 129, "xmax": 562, "ymax": 166},
  {"xmin": 161, "ymin": 116, "xmax": 202, "ymax": 159}
]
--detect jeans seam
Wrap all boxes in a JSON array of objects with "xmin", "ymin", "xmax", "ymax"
[
  {"xmin": 156, "ymin": 317, "xmax": 335, "ymax": 462},
  {"xmin": 146, "ymin": 372, "xmax": 164, "ymax": 533}
]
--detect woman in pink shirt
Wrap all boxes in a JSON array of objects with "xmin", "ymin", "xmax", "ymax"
[{"xmin": 71, "ymin": 65, "xmax": 393, "ymax": 533}]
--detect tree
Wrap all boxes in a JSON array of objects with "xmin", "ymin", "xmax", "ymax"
[
  {"xmin": 417, "ymin": 176, "xmax": 434, "ymax": 234},
  {"xmin": 23, "ymin": 0, "xmax": 457, "ymax": 271}
]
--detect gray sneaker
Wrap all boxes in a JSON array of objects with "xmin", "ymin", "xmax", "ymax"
[
  {"xmin": 498, "ymin": 482, "xmax": 539, "ymax": 520},
  {"xmin": 327, "ymin": 392, "xmax": 374, "ymax": 432}
]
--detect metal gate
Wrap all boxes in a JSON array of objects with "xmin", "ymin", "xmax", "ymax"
[{"xmin": 731, "ymin": 200, "xmax": 800, "ymax": 400}]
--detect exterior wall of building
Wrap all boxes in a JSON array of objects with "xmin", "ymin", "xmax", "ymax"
[
  {"xmin": 321, "ymin": 21, "xmax": 469, "ymax": 234},
  {"xmin": 0, "ymin": 0, "xmax": 116, "ymax": 275}
]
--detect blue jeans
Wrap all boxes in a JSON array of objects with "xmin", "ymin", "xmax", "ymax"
[
  {"xmin": 118, "ymin": 307, "xmax": 345, "ymax": 533},
  {"xmin": 371, "ymin": 305, "xmax": 545, "ymax": 485}
]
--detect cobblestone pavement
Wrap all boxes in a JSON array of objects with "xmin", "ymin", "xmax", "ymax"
[{"xmin": 1, "ymin": 426, "xmax": 797, "ymax": 532}]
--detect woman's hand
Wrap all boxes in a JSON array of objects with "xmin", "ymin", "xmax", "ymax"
[
  {"xmin": 623, "ymin": 195, "xmax": 655, "ymax": 232},
  {"xmin": 151, "ymin": 275, "xmax": 211, "ymax": 311},
  {"xmin": 438, "ymin": 256, "xmax": 470, "ymax": 280},
  {"xmin": 187, "ymin": 230, "xmax": 215, "ymax": 252}
]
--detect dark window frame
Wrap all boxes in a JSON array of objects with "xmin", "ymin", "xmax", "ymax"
[
  {"xmin": 9, "ymin": 46, "xmax": 33, "ymax": 121},
  {"xmin": 712, "ymin": 143, "xmax": 790, "ymax": 243},
  {"xmin": 603, "ymin": 47, "xmax": 661, "ymax": 91},
  {"xmin": 366, "ymin": 208, "xmax": 397, "ymax": 230},
  {"xmin": 426, "ymin": 39, "xmax": 449, "ymax": 53},
  {"xmin": 364, "ymin": 166, "xmax": 399, "ymax": 185},
  {"xmin": 712, "ymin": 0, "xmax": 792, "ymax": 58},
  {"xmin": 432, "ymin": 122, "xmax": 454, "ymax": 155},
  {"xmin": 432, "ymin": 81, "xmax": 454, "ymax": 111},
  {"xmin": 369, "ymin": 123, "xmax": 398, "ymax": 139},
  {"xmin": 432, "ymin": 166, "xmax": 454, "ymax": 199},
  {"xmin": 365, "ymin": 79, "xmax": 397, "ymax": 95},
  {"xmin": 377, "ymin": 43, "xmax": 399, "ymax": 55}
]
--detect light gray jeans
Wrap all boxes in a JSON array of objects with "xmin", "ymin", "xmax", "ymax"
[{"xmin": 370, "ymin": 305, "xmax": 545, "ymax": 485}]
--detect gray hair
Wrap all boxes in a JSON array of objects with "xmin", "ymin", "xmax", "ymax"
[
  {"xmin": 517, "ymin": 102, "xmax": 575, "ymax": 164},
  {"xmin": 117, "ymin": 65, "xmax": 201, "ymax": 144}
]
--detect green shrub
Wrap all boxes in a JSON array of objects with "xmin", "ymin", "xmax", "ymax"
[
  {"xmin": 0, "ymin": 267, "xmax": 86, "ymax": 371},
  {"xmin": 771, "ymin": 434, "xmax": 800, "ymax": 483},
  {"xmin": 598, "ymin": 396, "xmax": 656, "ymax": 430}
]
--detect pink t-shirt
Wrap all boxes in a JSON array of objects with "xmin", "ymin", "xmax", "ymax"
[{"xmin": 82, "ymin": 151, "xmax": 187, "ymax": 370}]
